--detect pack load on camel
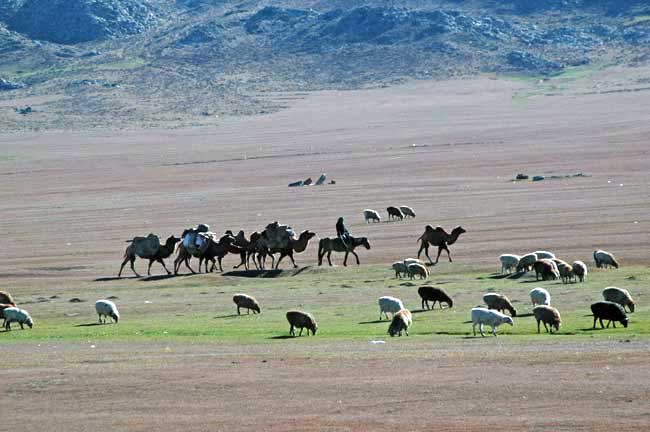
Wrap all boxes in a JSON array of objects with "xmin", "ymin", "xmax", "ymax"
[
  {"xmin": 181, "ymin": 223, "xmax": 213, "ymax": 256},
  {"xmin": 261, "ymin": 221, "xmax": 297, "ymax": 250}
]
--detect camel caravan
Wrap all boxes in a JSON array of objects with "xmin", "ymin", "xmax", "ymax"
[{"xmin": 118, "ymin": 212, "xmax": 467, "ymax": 277}]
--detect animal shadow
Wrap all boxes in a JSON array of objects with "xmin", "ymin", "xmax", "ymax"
[
  {"xmin": 95, "ymin": 276, "xmax": 138, "ymax": 282},
  {"xmin": 358, "ymin": 320, "xmax": 386, "ymax": 324},
  {"xmin": 223, "ymin": 269, "xmax": 284, "ymax": 278},
  {"xmin": 140, "ymin": 274, "xmax": 189, "ymax": 282},
  {"xmin": 75, "ymin": 322, "xmax": 104, "ymax": 327},
  {"xmin": 213, "ymin": 314, "xmax": 240, "ymax": 319},
  {"xmin": 269, "ymin": 335, "xmax": 296, "ymax": 340},
  {"xmin": 514, "ymin": 313, "xmax": 534, "ymax": 318}
]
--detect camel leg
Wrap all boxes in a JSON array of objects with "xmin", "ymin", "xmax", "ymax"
[
  {"xmin": 270, "ymin": 254, "xmax": 276, "ymax": 269},
  {"xmin": 288, "ymin": 252, "xmax": 297, "ymax": 269},
  {"xmin": 118, "ymin": 256, "xmax": 131, "ymax": 277},
  {"xmin": 129, "ymin": 257, "xmax": 140, "ymax": 278},
  {"xmin": 352, "ymin": 250, "xmax": 360, "ymax": 265},
  {"xmin": 147, "ymin": 259, "xmax": 154, "ymax": 276},
  {"xmin": 183, "ymin": 257, "xmax": 195, "ymax": 274},
  {"xmin": 156, "ymin": 258, "xmax": 170, "ymax": 275},
  {"xmin": 422, "ymin": 245, "xmax": 434, "ymax": 265},
  {"xmin": 443, "ymin": 245, "xmax": 452, "ymax": 262},
  {"xmin": 275, "ymin": 253, "xmax": 285, "ymax": 270},
  {"xmin": 318, "ymin": 249, "xmax": 324, "ymax": 266},
  {"xmin": 435, "ymin": 246, "xmax": 444, "ymax": 264},
  {"xmin": 218, "ymin": 257, "xmax": 224, "ymax": 273}
]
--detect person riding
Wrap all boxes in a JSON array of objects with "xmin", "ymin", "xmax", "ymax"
[{"xmin": 336, "ymin": 216, "xmax": 350, "ymax": 249}]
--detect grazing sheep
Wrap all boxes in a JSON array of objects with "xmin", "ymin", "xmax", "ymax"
[
  {"xmin": 378, "ymin": 296, "xmax": 405, "ymax": 320},
  {"xmin": 363, "ymin": 209, "xmax": 381, "ymax": 223},
  {"xmin": 95, "ymin": 300, "xmax": 120, "ymax": 324},
  {"xmin": 532, "ymin": 251, "xmax": 556, "ymax": 260},
  {"xmin": 3, "ymin": 307, "xmax": 33, "ymax": 330},
  {"xmin": 399, "ymin": 206, "xmax": 416, "ymax": 218},
  {"xmin": 0, "ymin": 303, "xmax": 14, "ymax": 326},
  {"xmin": 482, "ymin": 293, "xmax": 517, "ymax": 317},
  {"xmin": 418, "ymin": 285, "xmax": 453, "ymax": 310},
  {"xmin": 286, "ymin": 310, "xmax": 318, "ymax": 336},
  {"xmin": 386, "ymin": 206, "xmax": 404, "ymax": 221},
  {"xmin": 0, "ymin": 290, "xmax": 15, "ymax": 306},
  {"xmin": 517, "ymin": 253, "xmax": 538, "ymax": 273},
  {"xmin": 533, "ymin": 259, "xmax": 559, "ymax": 281},
  {"xmin": 499, "ymin": 254, "xmax": 520, "ymax": 274},
  {"xmin": 471, "ymin": 307, "xmax": 513, "ymax": 337},
  {"xmin": 392, "ymin": 261, "xmax": 408, "ymax": 278},
  {"xmin": 530, "ymin": 287, "xmax": 551, "ymax": 307},
  {"xmin": 233, "ymin": 294, "xmax": 261, "ymax": 315},
  {"xmin": 388, "ymin": 309, "xmax": 412, "ymax": 337},
  {"xmin": 533, "ymin": 305, "xmax": 562, "ymax": 334},
  {"xmin": 403, "ymin": 258, "xmax": 425, "ymax": 267},
  {"xmin": 591, "ymin": 301, "xmax": 628, "ymax": 329},
  {"xmin": 602, "ymin": 287, "xmax": 635, "ymax": 313},
  {"xmin": 594, "ymin": 250, "xmax": 619, "ymax": 269},
  {"xmin": 407, "ymin": 263, "xmax": 429, "ymax": 280},
  {"xmin": 572, "ymin": 261, "xmax": 588, "ymax": 282},
  {"xmin": 553, "ymin": 259, "xmax": 574, "ymax": 283}
]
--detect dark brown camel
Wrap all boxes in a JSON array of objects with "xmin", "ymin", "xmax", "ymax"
[
  {"xmin": 264, "ymin": 230, "xmax": 317, "ymax": 269},
  {"xmin": 119, "ymin": 235, "xmax": 180, "ymax": 277},
  {"xmin": 416, "ymin": 225, "xmax": 466, "ymax": 265}
]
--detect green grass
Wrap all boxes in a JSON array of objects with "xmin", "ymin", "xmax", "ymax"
[
  {"xmin": 0, "ymin": 57, "xmax": 147, "ymax": 81},
  {"xmin": 1, "ymin": 264, "xmax": 648, "ymax": 345}
]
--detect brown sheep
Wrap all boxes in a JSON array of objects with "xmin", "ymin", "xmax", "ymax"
[
  {"xmin": 483, "ymin": 293, "xmax": 517, "ymax": 317},
  {"xmin": 286, "ymin": 310, "xmax": 318, "ymax": 336},
  {"xmin": 533, "ymin": 305, "xmax": 561, "ymax": 333},
  {"xmin": 388, "ymin": 309, "xmax": 412, "ymax": 337},
  {"xmin": 233, "ymin": 294, "xmax": 261, "ymax": 315},
  {"xmin": 533, "ymin": 259, "xmax": 559, "ymax": 281},
  {"xmin": 0, "ymin": 290, "xmax": 16, "ymax": 306}
]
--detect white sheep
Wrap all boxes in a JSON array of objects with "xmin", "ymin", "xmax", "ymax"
[
  {"xmin": 403, "ymin": 258, "xmax": 425, "ymax": 267},
  {"xmin": 407, "ymin": 263, "xmax": 429, "ymax": 279},
  {"xmin": 499, "ymin": 254, "xmax": 520, "ymax": 274},
  {"xmin": 3, "ymin": 307, "xmax": 33, "ymax": 330},
  {"xmin": 95, "ymin": 300, "xmax": 120, "ymax": 324},
  {"xmin": 392, "ymin": 261, "xmax": 407, "ymax": 278},
  {"xmin": 530, "ymin": 287, "xmax": 551, "ymax": 307},
  {"xmin": 378, "ymin": 296, "xmax": 404, "ymax": 321},
  {"xmin": 517, "ymin": 253, "xmax": 538, "ymax": 273},
  {"xmin": 363, "ymin": 209, "xmax": 381, "ymax": 223},
  {"xmin": 572, "ymin": 260, "xmax": 588, "ymax": 282},
  {"xmin": 471, "ymin": 307, "xmax": 513, "ymax": 337},
  {"xmin": 602, "ymin": 287, "xmax": 635, "ymax": 313},
  {"xmin": 594, "ymin": 250, "xmax": 619, "ymax": 269},
  {"xmin": 532, "ymin": 250, "xmax": 556, "ymax": 260},
  {"xmin": 398, "ymin": 206, "xmax": 416, "ymax": 218}
]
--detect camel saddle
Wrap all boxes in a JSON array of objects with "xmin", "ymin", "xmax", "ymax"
[
  {"xmin": 181, "ymin": 224, "xmax": 213, "ymax": 255},
  {"xmin": 262, "ymin": 221, "xmax": 297, "ymax": 250}
]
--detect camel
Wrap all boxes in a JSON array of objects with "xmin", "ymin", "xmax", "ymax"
[
  {"xmin": 119, "ymin": 234, "xmax": 180, "ymax": 278},
  {"xmin": 318, "ymin": 236, "xmax": 371, "ymax": 266},
  {"xmin": 232, "ymin": 230, "xmax": 259, "ymax": 270},
  {"xmin": 416, "ymin": 225, "xmax": 466, "ymax": 265},
  {"xmin": 262, "ymin": 230, "xmax": 317, "ymax": 269},
  {"xmin": 174, "ymin": 233, "xmax": 243, "ymax": 274}
]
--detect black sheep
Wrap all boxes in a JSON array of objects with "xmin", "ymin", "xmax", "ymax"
[
  {"xmin": 418, "ymin": 286, "xmax": 453, "ymax": 310},
  {"xmin": 591, "ymin": 301, "xmax": 628, "ymax": 329}
]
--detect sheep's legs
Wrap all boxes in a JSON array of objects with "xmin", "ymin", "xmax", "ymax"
[{"xmin": 298, "ymin": 327, "xmax": 304, "ymax": 336}]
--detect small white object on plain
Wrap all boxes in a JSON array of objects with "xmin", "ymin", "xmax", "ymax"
[
  {"xmin": 370, "ymin": 340, "xmax": 386, "ymax": 344},
  {"xmin": 144, "ymin": 300, "xmax": 152, "ymax": 304}
]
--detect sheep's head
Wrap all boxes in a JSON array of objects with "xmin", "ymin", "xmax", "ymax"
[
  {"xmin": 253, "ymin": 304, "xmax": 261, "ymax": 313},
  {"xmin": 612, "ymin": 260, "xmax": 619, "ymax": 269},
  {"xmin": 552, "ymin": 321, "xmax": 561, "ymax": 332},
  {"xmin": 111, "ymin": 312, "xmax": 119, "ymax": 323},
  {"xmin": 25, "ymin": 317, "xmax": 33, "ymax": 328},
  {"xmin": 629, "ymin": 302, "xmax": 635, "ymax": 313},
  {"xmin": 621, "ymin": 318, "xmax": 629, "ymax": 328},
  {"xmin": 503, "ymin": 316, "xmax": 514, "ymax": 326},
  {"xmin": 446, "ymin": 298, "xmax": 453, "ymax": 308},
  {"xmin": 509, "ymin": 307, "xmax": 517, "ymax": 317},
  {"xmin": 310, "ymin": 322, "xmax": 318, "ymax": 335}
]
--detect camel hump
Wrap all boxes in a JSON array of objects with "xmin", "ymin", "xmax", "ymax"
[{"xmin": 130, "ymin": 234, "xmax": 162, "ymax": 258}]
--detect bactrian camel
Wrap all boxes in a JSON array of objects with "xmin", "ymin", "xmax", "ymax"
[
  {"xmin": 417, "ymin": 225, "xmax": 466, "ymax": 265},
  {"xmin": 119, "ymin": 235, "xmax": 180, "ymax": 278}
]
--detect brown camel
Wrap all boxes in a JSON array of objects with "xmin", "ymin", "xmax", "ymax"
[
  {"xmin": 174, "ymin": 233, "xmax": 242, "ymax": 274},
  {"xmin": 417, "ymin": 225, "xmax": 466, "ymax": 265},
  {"xmin": 264, "ymin": 230, "xmax": 317, "ymax": 269},
  {"xmin": 232, "ymin": 230, "xmax": 259, "ymax": 270},
  {"xmin": 119, "ymin": 234, "xmax": 180, "ymax": 277}
]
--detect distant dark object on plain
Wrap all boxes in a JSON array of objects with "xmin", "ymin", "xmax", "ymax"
[{"xmin": 516, "ymin": 173, "xmax": 528, "ymax": 180}]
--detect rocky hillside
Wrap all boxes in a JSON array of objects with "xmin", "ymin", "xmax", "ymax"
[{"xmin": 0, "ymin": 0, "xmax": 649, "ymax": 130}]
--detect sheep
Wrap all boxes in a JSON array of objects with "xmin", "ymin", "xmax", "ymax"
[
  {"xmin": 594, "ymin": 250, "xmax": 619, "ymax": 269},
  {"xmin": 233, "ymin": 294, "xmax": 261, "ymax": 315},
  {"xmin": 386, "ymin": 206, "xmax": 404, "ymax": 221},
  {"xmin": 532, "ymin": 305, "xmax": 561, "ymax": 334},
  {"xmin": 516, "ymin": 253, "xmax": 538, "ymax": 273},
  {"xmin": 572, "ymin": 260, "xmax": 588, "ymax": 282},
  {"xmin": 530, "ymin": 287, "xmax": 551, "ymax": 307},
  {"xmin": 388, "ymin": 309, "xmax": 412, "ymax": 337},
  {"xmin": 553, "ymin": 259, "xmax": 574, "ymax": 284},
  {"xmin": 482, "ymin": 293, "xmax": 517, "ymax": 317},
  {"xmin": 471, "ymin": 307, "xmax": 513, "ymax": 337},
  {"xmin": 392, "ymin": 261, "xmax": 408, "ymax": 278},
  {"xmin": 407, "ymin": 263, "xmax": 429, "ymax": 280},
  {"xmin": 602, "ymin": 287, "xmax": 635, "ymax": 313},
  {"xmin": 403, "ymin": 258, "xmax": 425, "ymax": 267},
  {"xmin": 532, "ymin": 251, "xmax": 556, "ymax": 260},
  {"xmin": 363, "ymin": 209, "xmax": 381, "ymax": 223},
  {"xmin": 286, "ymin": 310, "xmax": 318, "ymax": 336},
  {"xmin": 378, "ymin": 296, "xmax": 405, "ymax": 320},
  {"xmin": 591, "ymin": 301, "xmax": 628, "ymax": 329},
  {"xmin": 95, "ymin": 300, "xmax": 120, "ymax": 324},
  {"xmin": 399, "ymin": 205, "xmax": 416, "ymax": 218},
  {"xmin": 0, "ymin": 290, "xmax": 15, "ymax": 306},
  {"xmin": 533, "ymin": 259, "xmax": 559, "ymax": 281},
  {"xmin": 0, "ymin": 303, "xmax": 14, "ymax": 326},
  {"xmin": 418, "ymin": 285, "xmax": 453, "ymax": 310},
  {"xmin": 3, "ymin": 307, "xmax": 33, "ymax": 330},
  {"xmin": 499, "ymin": 254, "xmax": 520, "ymax": 274}
]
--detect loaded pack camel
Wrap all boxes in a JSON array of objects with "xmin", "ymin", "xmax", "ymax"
[
  {"xmin": 265, "ymin": 230, "xmax": 317, "ymax": 269},
  {"xmin": 232, "ymin": 230, "xmax": 261, "ymax": 270},
  {"xmin": 119, "ymin": 234, "xmax": 180, "ymax": 278},
  {"xmin": 174, "ymin": 233, "xmax": 242, "ymax": 274},
  {"xmin": 318, "ymin": 236, "xmax": 371, "ymax": 266},
  {"xmin": 417, "ymin": 225, "xmax": 466, "ymax": 265}
]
